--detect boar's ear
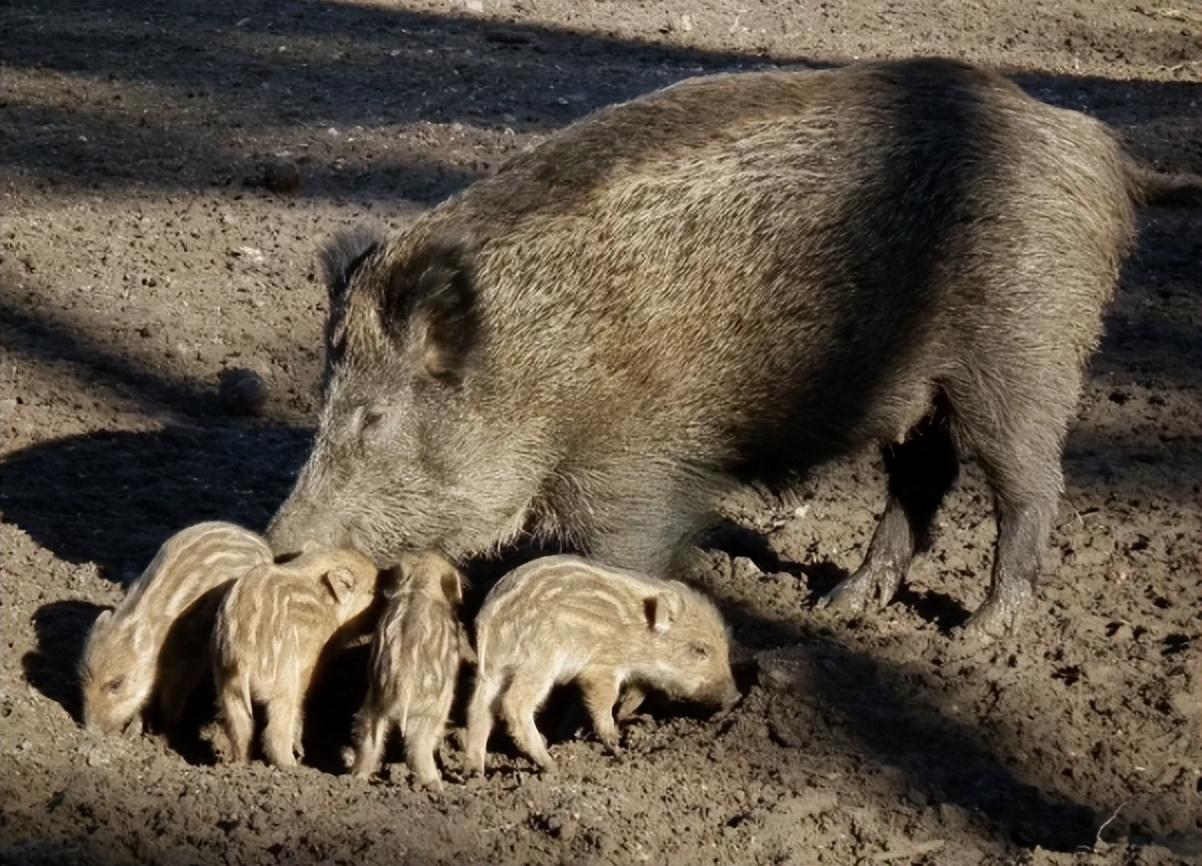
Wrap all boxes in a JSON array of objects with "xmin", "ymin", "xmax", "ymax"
[
  {"xmin": 382, "ymin": 236, "xmax": 480, "ymax": 386},
  {"xmin": 646, "ymin": 591, "xmax": 685, "ymax": 634},
  {"xmin": 322, "ymin": 567, "xmax": 357, "ymax": 604},
  {"xmin": 320, "ymin": 226, "xmax": 384, "ymax": 314}
]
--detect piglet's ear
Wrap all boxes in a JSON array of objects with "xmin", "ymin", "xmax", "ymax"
[
  {"xmin": 458, "ymin": 624, "xmax": 478, "ymax": 664},
  {"xmin": 381, "ymin": 236, "xmax": 480, "ymax": 386},
  {"xmin": 439, "ymin": 561, "xmax": 465, "ymax": 606},
  {"xmin": 646, "ymin": 591, "xmax": 684, "ymax": 634},
  {"xmin": 323, "ymin": 568, "xmax": 356, "ymax": 604}
]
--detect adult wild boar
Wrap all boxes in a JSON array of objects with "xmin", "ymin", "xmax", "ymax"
[{"xmin": 268, "ymin": 58, "xmax": 1200, "ymax": 640}]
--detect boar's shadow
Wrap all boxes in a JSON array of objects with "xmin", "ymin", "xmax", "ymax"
[{"xmin": 0, "ymin": 424, "xmax": 310, "ymax": 582}]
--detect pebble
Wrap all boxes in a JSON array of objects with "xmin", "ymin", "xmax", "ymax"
[
  {"xmin": 217, "ymin": 367, "xmax": 268, "ymax": 416},
  {"xmin": 262, "ymin": 160, "xmax": 301, "ymax": 194}
]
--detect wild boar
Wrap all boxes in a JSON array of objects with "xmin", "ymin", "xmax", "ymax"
[
  {"xmin": 79, "ymin": 521, "xmax": 272, "ymax": 735},
  {"xmin": 347, "ymin": 550, "xmax": 470, "ymax": 789},
  {"xmin": 212, "ymin": 547, "xmax": 379, "ymax": 768},
  {"xmin": 463, "ymin": 555, "xmax": 738, "ymax": 774},
  {"xmin": 266, "ymin": 58, "xmax": 1202, "ymax": 642}
]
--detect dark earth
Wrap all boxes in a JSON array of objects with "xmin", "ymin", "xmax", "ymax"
[{"xmin": 1, "ymin": 1, "xmax": 1200, "ymax": 864}]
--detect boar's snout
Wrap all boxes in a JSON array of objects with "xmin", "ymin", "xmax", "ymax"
[{"xmin": 265, "ymin": 506, "xmax": 344, "ymax": 560}]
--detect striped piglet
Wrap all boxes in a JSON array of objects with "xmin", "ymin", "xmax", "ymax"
[
  {"xmin": 348, "ymin": 550, "xmax": 472, "ymax": 789},
  {"xmin": 79, "ymin": 521, "xmax": 273, "ymax": 735},
  {"xmin": 212, "ymin": 547, "xmax": 379, "ymax": 768},
  {"xmin": 464, "ymin": 555, "xmax": 740, "ymax": 774}
]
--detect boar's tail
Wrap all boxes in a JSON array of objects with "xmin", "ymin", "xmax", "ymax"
[{"xmin": 1127, "ymin": 164, "xmax": 1202, "ymax": 208}]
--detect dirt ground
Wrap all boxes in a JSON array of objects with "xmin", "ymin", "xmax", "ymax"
[{"xmin": 2, "ymin": 1, "xmax": 1200, "ymax": 864}]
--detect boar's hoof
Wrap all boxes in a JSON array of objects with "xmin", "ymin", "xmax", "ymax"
[
  {"xmin": 816, "ymin": 562, "xmax": 904, "ymax": 614},
  {"xmin": 956, "ymin": 596, "xmax": 1026, "ymax": 645}
]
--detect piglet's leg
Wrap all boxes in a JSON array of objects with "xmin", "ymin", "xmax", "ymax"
[
  {"xmin": 404, "ymin": 714, "xmax": 444, "ymax": 791},
  {"xmin": 464, "ymin": 676, "xmax": 502, "ymax": 776},
  {"xmin": 501, "ymin": 670, "xmax": 556, "ymax": 771},
  {"xmin": 262, "ymin": 697, "xmax": 301, "ymax": 769},
  {"xmin": 349, "ymin": 709, "xmax": 388, "ymax": 779},
  {"xmin": 615, "ymin": 685, "xmax": 647, "ymax": 721},
  {"xmin": 578, "ymin": 667, "xmax": 622, "ymax": 755},
  {"xmin": 218, "ymin": 679, "xmax": 254, "ymax": 763}
]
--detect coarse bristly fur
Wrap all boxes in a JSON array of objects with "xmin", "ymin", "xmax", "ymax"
[
  {"xmin": 267, "ymin": 57, "xmax": 1202, "ymax": 644},
  {"xmin": 346, "ymin": 550, "xmax": 470, "ymax": 789},
  {"xmin": 463, "ymin": 555, "xmax": 739, "ymax": 774},
  {"xmin": 79, "ymin": 522, "xmax": 273, "ymax": 735},
  {"xmin": 211, "ymin": 547, "xmax": 379, "ymax": 768}
]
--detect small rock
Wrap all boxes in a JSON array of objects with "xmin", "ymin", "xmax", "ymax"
[
  {"xmin": 546, "ymin": 814, "xmax": 577, "ymax": 842},
  {"xmin": 731, "ymin": 556, "xmax": 763, "ymax": 580},
  {"xmin": 680, "ymin": 14, "xmax": 694, "ymax": 31},
  {"xmin": 136, "ymin": 323, "xmax": 155, "ymax": 339},
  {"xmin": 463, "ymin": 0, "xmax": 484, "ymax": 12},
  {"xmin": 218, "ymin": 367, "xmax": 268, "ymax": 416},
  {"xmin": 232, "ymin": 245, "xmax": 266, "ymax": 265},
  {"xmin": 262, "ymin": 160, "xmax": 301, "ymax": 194},
  {"xmin": 0, "ymin": 398, "xmax": 18, "ymax": 415}
]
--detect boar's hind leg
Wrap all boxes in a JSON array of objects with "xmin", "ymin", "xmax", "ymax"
[
  {"xmin": 820, "ymin": 401, "xmax": 959, "ymax": 614},
  {"xmin": 955, "ymin": 404, "xmax": 1066, "ymax": 642}
]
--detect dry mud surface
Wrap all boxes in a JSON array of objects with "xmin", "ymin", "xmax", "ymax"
[{"xmin": 1, "ymin": 1, "xmax": 1200, "ymax": 864}]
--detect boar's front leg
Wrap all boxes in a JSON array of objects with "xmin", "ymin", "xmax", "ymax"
[
  {"xmin": 577, "ymin": 667, "xmax": 622, "ymax": 755},
  {"xmin": 585, "ymin": 469, "xmax": 719, "ymax": 579},
  {"xmin": 820, "ymin": 401, "xmax": 958, "ymax": 614}
]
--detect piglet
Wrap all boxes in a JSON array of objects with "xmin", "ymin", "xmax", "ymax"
[
  {"xmin": 464, "ymin": 555, "xmax": 739, "ymax": 774},
  {"xmin": 212, "ymin": 547, "xmax": 378, "ymax": 768},
  {"xmin": 79, "ymin": 521, "xmax": 272, "ymax": 735},
  {"xmin": 348, "ymin": 551, "xmax": 471, "ymax": 789}
]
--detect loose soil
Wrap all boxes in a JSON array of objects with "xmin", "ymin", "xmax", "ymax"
[{"xmin": 1, "ymin": 1, "xmax": 1200, "ymax": 864}]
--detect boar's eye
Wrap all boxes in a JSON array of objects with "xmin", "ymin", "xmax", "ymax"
[
  {"xmin": 362, "ymin": 409, "xmax": 384, "ymax": 431},
  {"xmin": 689, "ymin": 644, "xmax": 710, "ymax": 661},
  {"xmin": 104, "ymin": 676, "xmax": 125, "ymax": 694},
  {"xmin": 357, "ymin": 406, "xmax": 389, "ymax": 443}
]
